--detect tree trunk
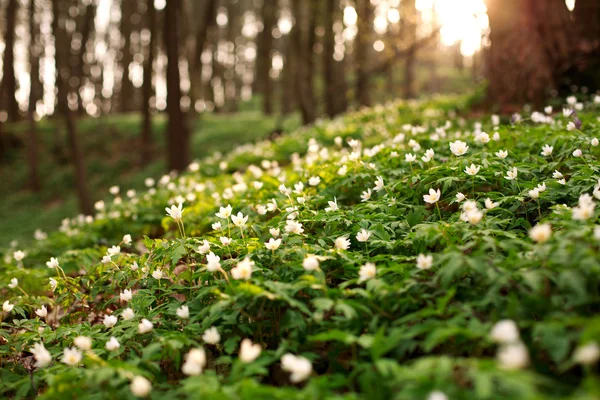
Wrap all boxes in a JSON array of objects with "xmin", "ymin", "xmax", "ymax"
[
  {"xmin": 141, "ymin": 0, "xmax": 156, "ymax": 166},
  {"xmin": 190, "ymin": 0, "xmax": 217, "ymax": 108},
  {"xmin": 164, "ymin": 0, "xmax": 190, "ymax": 172},
  {"xmin": 27, "ymin": 0, "xmax": 41, "ymax": 192},
  {"xmin": 76, "ymin": 2, "xmax": 96, "ymax": 114},
  {"xmin": 119, "ymin": 0, "xmax": 136, "ymax": 112},
  {"xmin": 52, "ymin": 0, "xmax": 93, "ymax": 215},
  {"xmin": 291, "ymin": 0, "xmax": 316, "ymax": 124},
  {"xmin": 355, "ymin": 0, "xmax": 373, "ymax": 107},
  {"xmin": 401, "ymin": 0, "xmax": 417, "ymax": 99},
  {"xmin": 2, "ymin": 0, "xmax": 19, "ymax": 121},
  {"xmin": 323, "ymin": 0, "xmax": 336, "ymax": 117},
  {"xmin": 257, "ymin": 0, "xmax": 276, "ymax": 114},
  {"xmin": 484, "ymin": 0, "xmax": 584, "ymax": 107}
]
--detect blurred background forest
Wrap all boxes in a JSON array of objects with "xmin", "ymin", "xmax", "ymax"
[{"xmin": 0, "ymin": 0, "xmax": 598, "ymax": 245}]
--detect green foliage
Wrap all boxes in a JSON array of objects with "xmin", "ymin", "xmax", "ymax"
[{"xmin": 1, "ymin": 95, "xmax": 600, "ymax": 399}]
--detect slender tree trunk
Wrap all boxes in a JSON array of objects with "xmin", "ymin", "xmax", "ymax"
[
  {"xmin": 76, "ymin": 2, "xmax": 96, "ymax": 114},
  {"xmin": 52, "ymin": 0, "xmax": 93, "ymax": 215},
  {"xmin": 225, "ymin": 0, "xmax": 241, "ymax": 112},
  {"xmin": 141, "ymin": 0, "xmax": 156, "ymax": 166},
  {"xmin": 323, "ymin": 0, "xmax": 336, "ymax": 117},
  {"xmin": 120, "ymin": 0, "xmax": 135, "ymax": 112},
  {"xmin": 27, "ymin": 0, "xmax": 41, "ymax": 192},
  {"xmin": 190, "ymin": 0, "xmax": 217, "ymax": 107},
  {"xmin": 3, "ymin": 0, "xmax": 19, "ymax": 121},
  {"xmin": 258, "ymin": 0, "xmax": 276, "ymax": 114},
  {"xmin": 291, "ymin": 1, "xmax": 316, "ymax": 124},
  {"xmin": 164, "ymin": 0, "xmax": 190, "ymax": 171},
  {"xmin": 401, "ymin": 0, "xmax": 417, "ymax": 99},
  {"xmin": 355, "ymin": 0, "xmax": 373, "ymax": 107}
]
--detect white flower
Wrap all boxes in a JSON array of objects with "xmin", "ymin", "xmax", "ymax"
[
  {"xmin": 361, "ymin": 189, "xmax": 372, "ymax": 202},
  {"xmin": 202, "ymin": 327, "xmax": 221, "ymax": 344},
  {"xmin": 423, "ymin": 188, "xmax": 441, "ymax": 204},
  {"xmin": 504, "ymin": 167, "xmax": 518, "ymax": 180},
  {"xmin": 176, "ymin": 305, "xmax": 189, "ymax": 319},
  {"xmin": 449, "ymin": 140, "xmax": 469, "ymax": 156},
  {"xmin": 103, "ymin": 315, "xmax": 118, "ymax": 328},
  {"xmin": 182, "ymin": 348, "xmax": 207, "ymax": 376},
  {"xmin": 265, "ymin": 238, "xmax": 282, "ymax": 250},
  {"xmin": 35, "ymin": 305, "xmax": 48, "ymax": 318},
  {"xmin": 206, "ymin": 252, "xmax": 221, "ymax": 272},
  {"xmin": 456, "ymin": 192, "xmax": 466, "ymax": 202},
  {"xmin": 563, "ymin": 108, "xmax": 573, "ymax": 117},
  {"xmin": 483, "ymin": 198, "xmax": 497, "ymax": 209},
  {"xmin": 239, "ymin": 339, "xmax": 261, "ymax": 363},
  {"xmin": 405, "ymin": 153, "xmax": 417, "ymax": 162},
  {"xmin": 220, "ymin": 236, "xmax": 232, "ymax": 246},
  {"xmin": 279, "ymin": 184, "xmax": 292, "ymax": 196},
  {"xmin": 231, "ymin": 257, "xmax": 254, "ymax": 280},
  {"xmin": 528, "ymin": 188, "xmax": 540, "ymax": 199},
  {"xmin": 427, "ymin": 391, "xmax": 448, "ymax": 400},
  {"xmin": 3, "ymin": 300, "xmax": 14, "ymax": 313},
  {"xmin": 572, "ymin": 149, "xmax": 582, "ymax": 157},
  {"xmin": 464, "ymin": 164, "xmax": 480, "ymax": 176},
  {"xmin": 130, "ymin": 376, "xmax": 152, "ymax": 397},
  {"xmin": 8, "ymin": 278, "xmax": 18, "ymax": 289},
  {"xmin": 152, "ymin": 269, "xmax": 163, "ymax": 280},
  {"xmin": 122, "ymin": 308, "xmax": 135, "ymax": 320},
  {"xmin": 102, "ymin": 255, "xmax": 112, "ymax": 264},
  {"xmin": 212, "ymin": 221, "xmax": 222, "ymax": 230},
  {"xmin": 106, "ymin": 337, "xmax": 120, "ymax": 351},
  {"xmin": 495, "ymin": 150, "xmax": 508, "ymax": 159},
  {"xmin": 567, "ymin": 95, "xmax": 577, "ymax": 105},
  {"xmin": 541, "ymin": 145, "xmax": 553, "ymax": 157},
  {"xmin": 544, "ymin": 106, "xmax": 553, "ymax": 114},
  {"xmin": 74, "ymin": 336, "xmax": 92, "ymax": 351},
  {"xmin": 325, "ymin": 198, "xmax": 339, "ymax": 212},
  {"xmin": 492, "ymin": 132, "xmax": 500, "ymax": 141},
  {"xmin": 416, "ymin": 254, "xmax": 433, "ymax": 270},
  {"xmin": 334, "ymin": 236, "xmax": 350, "ymax": 250},
  {"xmin": 231, "ymin": 212, "xmax": 248, "ymax": 227},
  {"xmin": 198, "ymin": 240, "xmax": 211, "ymax": 254},
  {"xmin": 358, "ymin": 262, "xmax": 377, "ymax": 282},
  {"xmin": 285, "ymin": 219, "xmax": 304, "ymax": 235},
  {"xmin": 109, "ymin": 185, "xmax": 120, "ymax": 195},
  {"xmin": 490, "ymin": 320, "xmax": 519, "ymax": 343},
  {"xmin": 374, "ymin": 176, "xmax": 385, "ymax": 191},
  {"xmin": 592, "ymin": 138, "xmax": 599, "ymax": 147},
  {"xmin": 553, "ymin": 170, "xmax": 563, "ymax": 179},
  {"xmin": 356, "ymin": 229, "xmax": 371, "ymax": 242},
  {"xmin": 497, "ymin": 342, "xmax": 529, "ymax": 370},
  {"xmin": 13, "ymin": 250, "xmax": 25, "ymax": 262},
  {"xmin": 138, "ymin": 319, "xmax": 154, "ymax": 334},
  {"xmin": 529, "ymin": 223, "xmax": 551, "ymax": 243},
  {"xmin": 46, "ymin": 257, "xmax": 59, "ymax": 269},
  {"xmin": 594, "ymin": 225, "xmax": 600, "ymax": 240},
  {"xmin": 309, "ymin": 176, "xmax": 321, "ymax": 186},
  {"xmin": 303, "ymin": 256, "xmax": 320, "ymax": 271},
  {"xmin": 476, "ymin": 132, "xmax": 490, "ymax": 144},
  {"xmin": 49, "ymin": 278, "xmax": 57, "ymax": 291},
  {"xmin": 122, "ymin": 234, "xmax": 132, "ymax": 245},
  {"xmin": 537, "ymin": 182, "xmax": 547, "ymax": 192},
  {"xmin": 31, "ymin": 343, "xmax": 52, "ymax": 367},
  {"xmin": 120, "ymin": 289, "xmax": 133, "ymax": 302},
  {"xmin": 573, "ymin": 342, "xmax": 599, "ymax": 365},
  {"xmin": 567, "ymin": 121, "xmax": 576, "ymax": 131},
  {"xmin": 61, "ymin": 347, "xmax": 82, "ymax": 366},
  {"xmin": 281, "ymin": 353, "xmax": 312, "ymax": 382},
  {"xmin": 165, "ymin": 203, "xmax": 184, "ymax": 221},
  {"xmin": 491, "ymin": 114, "xmax": 500, "ymax": 125},
  {"xmin": 269, "ymin": 228, "xmax": 280, "ymax": 238}
]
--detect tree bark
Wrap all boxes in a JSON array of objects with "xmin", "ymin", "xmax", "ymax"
[
  {"xmin": 401, "ymin": 0, "xmax": 417, "ymax": 99},
  {"xmin": 164, "ymin": 0, "xmax": 190, "ymax": 172},
  {"xmin": 141, "ymin": 0, "xmax": 156, "ymax": 166},
  {"xmin": 190, "ymin": 0, "xmax": 217, "ymax": 107},
  {"xmin": 323, "ymin": 0, "xmax": 336, "ymax": 117},
  {"xmin": 52, "ymin": 0, "xmax": 93, "ymax": 215},
  {"xmin": 27, "ymin": 0, "xmax": 41, "ymax": 192},
  {"xmin": 76, "ymin": 2, "xmax": 96, "ymax": 114},
  {"xmin": 257, "ymin": 0, "xmax": 276, "ymax": 114},
  {"xmin": 291, "ymin": 0, "xmax": 316, "ymax": 124},
  {"xmin": 119, "ymin": 0, "xmax": 136, "ymax": 112},
  {"xmin": 355, "ymin": 0, "xmax": 373, "ymax": 107},
  {"xmin": 2, "ymin": 0, "xmax": 19, "ymax": 121}
]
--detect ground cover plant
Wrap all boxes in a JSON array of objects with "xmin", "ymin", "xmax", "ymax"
[{"xmin": 1, "ymin": 95, "xmax": 600, "ymax": 399}]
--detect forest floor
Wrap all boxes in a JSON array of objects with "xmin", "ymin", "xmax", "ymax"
[{"xmin": 0, "ymin": 111, "xmax": 300, "ymax": 246}]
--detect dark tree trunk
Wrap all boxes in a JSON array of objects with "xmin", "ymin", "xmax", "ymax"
[
  {"xmin": 323, "ymin": 0, "xmax": 336, "ymax": 117},
  {"xmin": 141, "ymin": 0, "xmax": 156, "ymax": 166},
  {"xmin": 355, "ymin": 0, "xmax": 373, "ymax": 107},
  {"xmin": 257, "ymin": 0, "xmax": 276, "ymax": 114},
  {"xmin": 190, "ymin": 0, "xmax": 217, "ymax": 106},
  {"xmin": 120, "ymin": 0, "xmax": 135, "ymax": 112},
  {"xmin": 2, "ymin": 0, "xmax": 19, "ymax": 121},
  {"xmin": 291, "ymin": 0, "xmax": 316, "ymax": 124},
  {"xmin": 76, "ymin": 2, "xmax": 96, "ymax": 114},
  {"xmin": 225, "ymin": 0, "xmax": 241, "ymax": 112},
  {"xmin": 52, "ymin": 0, "xmax": 93, "ymax": 215},
  {"xmin": 27, "ymin": 0, "xmax": 41, "ymax": 192},
  {"xmin": 401, "ymin": 0, "xmax": 417, "ymax": 99},
  {"xmin": 484, "ymin": 0, "xmax": 588, "ymax": 107},
  {"xmin": 164, "ymin": 0, "xmax": 190, "ymax": 172}
]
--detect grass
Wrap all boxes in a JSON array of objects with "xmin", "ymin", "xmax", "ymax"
[{"xmin": 0, "ymin": 111, "xmax": 300, "ymax": 246}]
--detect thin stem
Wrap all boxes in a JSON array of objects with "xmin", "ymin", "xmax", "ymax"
[
  {"xmin": 435, "ymin": 202, "xmax": 443, "ymax": 221},
  {"xmin": 537, "ymin": 199, "xmax": 542, "ymax": 219},
  {"xmin": 16, "ymin": 285, "xmax": 29, "ymax": 297},
  {"xmin": 218, "ymin": 267, "xmax": 230, "ymax": 283}
]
